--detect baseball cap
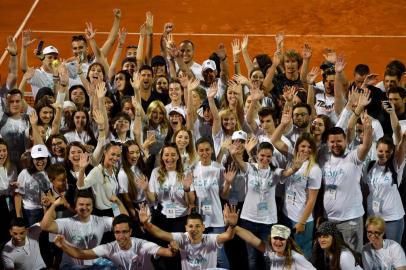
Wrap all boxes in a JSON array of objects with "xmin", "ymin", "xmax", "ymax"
[
  {"xmin": 271, "ymin": 225, "xmax": 291, "ymax": 239},
  {"xmin": 168, "ymin": 107, "xmax": 186, "ymax": 119},
  {"xmin": 63, "ymin": 101, "xmax": 77, "ymax": 110},
  {"xmin": 43, "ymin": 46, "xmax": 59, "ymax": 55},
  {"xmin": 31, "ymin": 144, "xmax": 50, "ymax": 159},
  {"xmin": 231, "ymin": 130, "xmax": 247, "ymax": 141},
  {"xmin": 202, "ymin": 59, "xmax": 217, "ymax": 71}
]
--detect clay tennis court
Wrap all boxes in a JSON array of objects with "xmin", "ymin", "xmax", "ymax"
[{"xmin": 1, "ymin": 0, "xmax": 406, "ymax": 95}]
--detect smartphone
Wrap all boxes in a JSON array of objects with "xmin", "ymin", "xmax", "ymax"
[
  {"xmin": 382, "ymin": 100, "xmax": 390, "ymax": 107},
  {"xmin": 36, "ymin": 40, "xmax": 44, "ymax": 55}
]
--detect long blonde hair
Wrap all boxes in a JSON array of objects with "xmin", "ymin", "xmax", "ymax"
[
  {"xmin": 294, "ymin": 133, "xmax": 317, "ymax": 177},
  {"xmin": 157, "ymin": 144, "xmax": 184, "ymax": 185},
  {"xmin": 146, "ymin": 100, "xmax": 169, "ymax": 133}
]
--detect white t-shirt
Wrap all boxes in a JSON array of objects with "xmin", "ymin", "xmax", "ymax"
[
  {"xmin": 240, "ymin": 163, "xmax": 282, "ymax": 224},
  {"xmin": 92, "ymin": 237, "xmax": 160, "ymax": 270},
  {"xmin": 257, "ymin": 132, "xmax": 291, "ymax": 168},
  {"xmin": 364, "ymin": 160, "xmax": 405, "ymax": 221},
  {"xmin": 283, "ymin": 160, "xmax": 322, "ymax": 223},
  {"xmin": 172, "ymin": 232, "xmax": 220, "ymax": 270},
  {"xmin": 175, "ymin": 61, "xmax": 203, "ymax": 81},
  {"xmin": 56, "ymin": 215, "xmax": 113, "ymax": 267},
  {"xmin": 265, "ymin": 247, "xmax": 315, "ymax": 270},
  {"xmin": 315, "ymin": 93, "xmax": 338, "ymax": 124},
  {"xmin": 64, "ymin": 130, "xmax": 92, "ymax": 145},
  {"xmin": 28, "ymin": 68, "xmax": 54, "ymax": 98},
  {"xmin": 362, "ymin": 239, "xmax": 406, "ymax": 269},
  {"xmin": 149, "ymin": 168, "xmax": 193, "ymax": 218},
  {"xmin": 321, "ymin": 150, "xmax": 365, "ymax": 221},
  {"xmin": 118, "ymin": 166, "xmax": 146, "ymax": 204},
  {"xmin": 1, "ymin": 224, "xmax": 46, "ymax": 270},
  {"xmin": 16, "ymin": 169, "xmax": 50, "ymax": 210},
  {"xmin": 212, "ymin": 129, "xmax": 230, "ymax": 158},
  {"xmin": 192, "ymin": 161, "xmax": 225, "ymax": 228},
  {"xmin": 339, "ymin": 249, "xmax": 362, "ymax": 270},
  {"xmin": 79, "ymin": 165, "xmax": 119, "ymax": 210}
]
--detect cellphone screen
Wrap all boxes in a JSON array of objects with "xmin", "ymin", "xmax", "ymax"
[{"xmin": 36, "ymin": 41, "xmax": 44, "ymax": 55}]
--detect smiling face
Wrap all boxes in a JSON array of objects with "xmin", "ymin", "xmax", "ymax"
[
  {"xmin": 271, "ymin": 237, "xmax": 287, "ymax": 255},
  {"xmin": 39, "ymin": 106, "xmax": 54, "ymax": 124},
  {"xmin": 0, "ymin": 144, "xmax": 8, "ymax": 166},
  {"xmin": 197, "ymin": 142, "xmax": 213, "ymax": 165},
  {"xmin": 51, "ymin": 138, "xmax": 66, "ymax": 157},
  {"xmin": 114, "ymin": 117, "xmax": 130, "ymax": 133},
  {"xmin": 51, "ymin": 173, "xmax": 67, "ymax": 192},
  {"xmin": 122, "ymin": 61, "xmax": 136, "ymax": 75},
  {"xmin": 185, "ymin": 218, "xmax": 204, "ymax": 243},
  {"xmin": 161, "ymin": 146, "xmax": 179, "ymax": 171},
  {"xmin": 311, "ymin": 118, "xmax": 325, "ymax": 136},
  {"xmin": 69, "ymin": 145, "xmax": 84, "ymax": 168},
  {"xmin": 114, "ymin": 73, "xmax": 126, "ymax": 91},
  {"xmin": 257, "ymin": 148, "xmax": 273, "ymax": 168},
  {"xmin": 250, "ymin": 70, "xmax": 264, "ymax": 88},
  {"xmin": 175, "ymin": 130, "xmax": 190, "ymax": 151},
  {"xmin": 75, "ymin": 197, "xmax": 93, "ymax": 219},
  {"xmin": 126, "ymin": 144, "xmax": 141, "ymax": 166},
  {"xmin": 88, "ymin": 64, "xmax": 104, "ymax": 83},
  {"xmin": 179, "ymin": 42, "xmax": 194, "ymax": 64},
  {"xmin": 284, "ymin": 57, "xmax": 299, "ymax": 74},
  {"xmin": 113, "ymin": 223, "xmax": 132, "ymax": 249},
  {"xmin": 259, "ymin": 114, "xmax": 275, "ymax": 133},
  {"xmin": 72, "ymin": 40, "xmax": 87, "ymax": 58},
  {"xmin": 33, "ymin": 157, "xmax": 47, "ymax": 171},
  {"xmin": 155, "ymin": 77, "xmax": 169, "ymax": 93},
  {"xmin": 10, "ymin": 226, "xmax": 27, "ymax": 247},
  {"xmin": 169, "ymin": 112, "xmax": 183, "ymax": 130},
  {"xmin": 376, "ymin": 143, "xmax": 393, "ymax": 165},
  {"xmin": 366, "ymin": 224, "xmax": 384, "ymax": 247},
  {"xmin": 296, "ymin": 139, "xmax": 312, "ymax": 160},
  {"xmin": 169, "ymin": 82, "xmax": 182, "ymax": 103},
  {"xmin": 318, "ymin": 234, "xmax": 333, "ymax": 250},
  {"xmin": 327, "ymin": 134, "xmax": 347, "ymax": 157},
  {"xmin": 103, "ymin": 145, "xmax": 121, "ymax": 169},
  {"xmin": 71, "ymin": 87, "xmax": 86, "ymax": 106},
  {"xmin": 151, "ymin": 107, "xmax": 165, "ymax": 125},
  {"xmin": 221, "ymin": 113, "xmax": 237, "ymax": 132},
  {"xmin": 226, "ymin": 87, "xmax": 238, "ymax": 106},
  {"xmin": 73, "ymin": 111, "xmax": 87, "ymax": 129}
]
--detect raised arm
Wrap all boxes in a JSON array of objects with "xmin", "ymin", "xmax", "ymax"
[
  {"xmin": 229, "ymin": 142, "xmax": 247, "ymax": 172},
  {"xmin": 383, "ymin": 101, "xmax": 401, "ymax": 145},
  {"xmin": 357, "ymin": 112, "xmax": 373, "ymax": 161},
  {"xmin": 20, "ymin": 29, "xmax": 36, "ymax": 73},
  {"xmin": 85, "ymin": 22, "xmax": 110, "ymax": 76},
  {"xmin": 235, "ymin": 226, "xmax": 265, "ymax": 253},
  {"xmin": 395, "ymin": 131, "xmax": 406, "ymax": 170},
  {"xmin": 77, "ymin": 153, "xmax": 90, "ymax": 189},
  {"xmin": 221, "ymin": 164, "xmax": 237, "ymax": 199},
  {"xmin": 100, "ymin": 8, "xmax": 121, "ymax": 57},
  {"xmin": 29, "ymin": 111, "xmax": 44, "ymax": 145},
  {"xmin": 91, "ymin": 109, "xmax": 106, "ymax": 165},
  {"xmin": 217, "ymin": 43, "xmax": 229, "ymax": 85},
  {"xmin": 108, "ymin": 27, "xmax": 127, "ymax": 81},
  {"xmin": 217, "ymin": 204, "xmax": 239, "ymax": 244},
  {"xmin": 241, "ymin": 35, "xmax": 253, "ymax": 75},
  {"xmin": 144, "ymin": 11, "xmax": 154, "ymax": 65},
  {"xmin": 262, "ymin": 50, "xmax": 281, "ymax": 94},
  {"xmin": 186, "ymin": 78, "xmax": 200, "ymax": 130},
  {"xmin": 270, "ymin": 106, "xmax": 292, "ymax": 156},
  {"xmin": 6, "ymin": 36, "xmax": 18, "ymax": 89},
  {"xmin": 245, "ymin": 84, "xmax": 264, "ymax": 132},
  {"xmin": 160, "ymin": 22, "xmax": 174, "ymax": 58},
  {"xmin": 54, "ymin": 235, "xmax": 98, "ymax": 260},
  {"xmin": 334, "ymin": 56, "xmax": 347, "ymax": 115},
  {"xmin": 231, "ymin": 38, "xmax": 241, "ymax": 75},
  {"xmin": 139, "ymin": 203, "xmax": 174, "ymax": 242},
  {"xmin": 182, "ymin": 172, "xmax": 196, "ymax": 208},
  {"xmin": 136, "ymin": 24, "xmax": 146, "ymax": 68},
  {"xmin": 306, "ymin": 67, "xmax": 319, "ymax": 118},
  {"xmin": 300, "ymin": 43, "xmax": 312, "ymax": 83},
  {"xmin": 208, "ymin": 82, "xmax": 221, "ymax": 135},
  {"xmin": 40, "ymin": 196, "xmax": 69, "ymax": 233}
]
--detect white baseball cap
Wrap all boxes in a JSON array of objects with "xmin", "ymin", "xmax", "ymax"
[
  {"xmin": 169, "ymin": 107, "xmax": 186, "ymax": 119},
  {"xmin": 202, "ymin": 59, "xmax": 216, "ymax": 71},
  {"xmin": 31, "ymin": 144, "xmax": 50, "ymax": 159},
  {"xmin": 231, "ymin": 130, "xmax": 247, "ymax": 141},
  {"xmin": 43, "ymin": 46, "xmax": 59, "ymax": 55}
]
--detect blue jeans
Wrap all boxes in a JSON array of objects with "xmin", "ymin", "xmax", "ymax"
[
  {"xmin": 281, "ymin": 215, "xmax": 314, "ymax": 259},
  {"xmin": 23, "ymin": 208, "xmax": 44, "ymax": 226},
  {"xmin": 240, "ymin": 219, "xmax": 272, "ymax": 270},
  {"xmin": 205, "ymin": 226, "xmax": 230, "ymax": 269},
  {"xmin": 386, "ymin": 218, "xmax": 404, "ymax": 244}
]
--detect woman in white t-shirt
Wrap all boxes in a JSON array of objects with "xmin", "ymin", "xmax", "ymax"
[
  {"xmin": 165, "ymin": 80, "xmax": 185, "ymax": 115},
  {"xmin": 364, "ymin": 135, "xmax": 406, "ymax": 243},
  {"xmin": 236, "ymin": 224, "xmax": 315, "ymax": 270},
  {"xmin": 230, "ymin": 141, "xmax": 303, "ymax": 270},
  {"xmin": 118, "ymin": 140, "xmax": 148, "ymax": 218},
  {"xmin": 362, "ymin": 216, "xmax": 406, "ymax": 270},
  {"xmin": 312, "ymin": 221, "xmax": 362, "ymax": 270},
  {"xmin": 146, "ymin": 143, "xmax": 195, "ymax": 233},
  {"xmin": 173, "ymin": 127, "xmax": 196, "ymax": 171},
  {"xmin": 272, "ymin": 132, "xmax": 322, "ymax": 259}
]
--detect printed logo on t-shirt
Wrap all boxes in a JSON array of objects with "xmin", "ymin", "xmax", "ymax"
[{"xmin": 187, "ymin": 254, "xmax": 207, "ymax": 267}]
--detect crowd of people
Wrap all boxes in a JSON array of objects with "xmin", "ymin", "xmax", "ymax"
[{"xmin": 1, "ymin": 8, "xmax": 406, "ymax": 270}]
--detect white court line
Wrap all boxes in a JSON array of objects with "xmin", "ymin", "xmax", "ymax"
[
  {"xmin": 0, "ymin": 0, "xmax": 41, "ymax": 67},
  {"xmin": 31, "ymin": 30, "xmax": 406, "ymax": 38}
]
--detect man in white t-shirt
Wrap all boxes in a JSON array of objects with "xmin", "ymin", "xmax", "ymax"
[
  {"xmin": 138, "ymin": 203, "xmax": 239, "ymax": 270},
  {"xmin": 320, "ymin": 116, "xmax": 373, "ymax": 253},
  {"xmin": 40, "ymin": 190, "xmax": 127, "ymax": 269},
  {"xmin": 1, "ymin": 218, "xmax": 46, "ymax": 270},
  {"xmin": 54, "ymin": 214, "xmax": 178, "ymax": 270}
]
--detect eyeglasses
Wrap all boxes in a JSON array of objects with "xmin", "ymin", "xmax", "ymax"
[
  {"xmin": 293, "ymin": 113, "xmax": 308, "ymax": 118},
  {"xmin": 272, "ymin": 237, "xmax": 287, "ymax": 241},
  {"xmin": 367, "ymin": 231, "xmax": 383, "ymax": 237}
]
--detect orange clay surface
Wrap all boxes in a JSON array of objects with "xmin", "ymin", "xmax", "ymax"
[{"xmin": 1, "ymin": 0, "xmax": 406, "ymax": 91}]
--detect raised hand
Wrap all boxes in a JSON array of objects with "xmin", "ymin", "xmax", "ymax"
[
  {"xmin": 23, "ymin": 67, "xmax": 36, "ymax": 80},
  {"xmin": 306, "ymin": 67, "xmax": 320, "ymax": 84},
  {"xmin": 360, "ymin": 111, "xmax": 372, "ymax": 133},
  {"xmin": 229, "ymin": 140, "xmax": 244, "ymax": 156},
  {"xmin": 241, "ymin": 35, "xmax": 249, "ymax": 51},
  {"xmin": 93, "ymin": 109, "xmax": 104, "ymax": 126},
  {"xmin": 233, "ymin": 74, "xmax": 250, "ymax": 86},
  {"xmin": 335, "ymin": 55, "xmax": 346, "ymax": 73},
  {"xmin": 223, "ymin": 204, "xmax": 240, "ymax": 226},
  {"xmin": 187, "ymin": 77, "xmax": 200, "ymax": 92},
  {"xmin": 182, "ymin": 172, "xmax": 193, "ymax": 191},
  {"xmin": 145, "ymin": 11, "xmax": 154, "ymax": 35},
  {"xmin": 29, "ymin": 110, "xmax": 38, "ymax": 125},
  {"xmin": 302, "ymin": 43, "xmax": 312, "ymax": 59},
  {"xmin": 281, "ymin": 107, "xmax": 293, "ymax": 125},
  {"xmin": 95, "ymin": 82, "xmax": 107, "ymax": 99},
  {"xmin": 282, "ymin": 85, "xmax": 296, "ymax": 103},
  {"xmin": 223, "ymin": 163, "xmax": 237, "ymax": 185},
  {"xmin": 216, "ymin": 43, "xmax": 226, "ymax": 61},
  {"xmin": 382, "ymin": 100, "xmax": 395, "ymax": 114},
  {"xmin": 163, "ymin": 22, "xmax": 174, "ymax": 37},
  {"xmin": 22, "ymin": 29, "xmax": 36, "ymax": 48},
  {"xmin": 220, "ymin": 138, "xmax": 232, "ymax": 151},
  {"xmin": 275, "ymin": 32, "xmax": 284, "ymax": 51},
  {"xmin": 85, "ymin": 22, "xmax": 96, "ymax": 40},
  {"xmin": 178, "ymin": 71, "xmax": 189, "ymax": 88},
  {"xmin": 131, "ymin": 72, "xmax": 141, "ymax": 90},
  {"xmin": 231, "ymin": 39, "xmax": 241, "ymax": 56},
  {"xmin": 41, "ymin": 192, "xmax": 54, "ymax": 207},
  {"xmin": 292, "ymin": 151, "xmax": 307, "ymax": 170},
  {"xmin": 113, "ymin": 8, "xmax": 122, "ymax": 19},
  {"xmin": 362, "ymin": 73, "xmax": 379, "ymax": 86},
  {"xmin": 138, "ymin": 203, "xmax": 150, "ymax": 224},
  {"xmin": 245, "ymin": 136, "xmax": 259, "ymax": 153},
  {"xmin": 136, "ymin": 175, "xmax": 149, "ymax": 191},
  {"xmin": 166, "ymin": 34, "xmax": 179, "ymax": 58},
  {"xmin": 140, "ymin": 23, "xmax": 147, "ymax": 37},
  {"xmin": 79, "ymin": 152, "xmax": 90, "ymax": 169},
  {"xmin": 273, "ymin": 50, "xmax": 282, "ymax": 67},
  {"xmin": 118, "ymin": 28, "xmax": 128, "ymax": 47},
  {"xmin": 322, "ymin": 48, "xmax": 337, "ymax": 63},
  {"xmin": 53, "ymin": 235, "xmax": 66, "ymax": 248},
  {"xmin": 250, "ymin": 84, "xmax": 264, "ymax": 101},
  {"xmin": 207, "ymin": 81, "xmax": 218, "ymax": 99},
  {"xmin": 357, "ymin": 88, "xmax": 371, "ymax": 108},
  {"xmin": 6, "ymin": 36, "xmax": 17, "ymax": 56},
  {"xmin": 54, "ymin": 196, "xmax": 69, "ymax": 208},
  {"xmin": 347, "ymin": 86, "xmax": 360, "ymax": 109}
]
